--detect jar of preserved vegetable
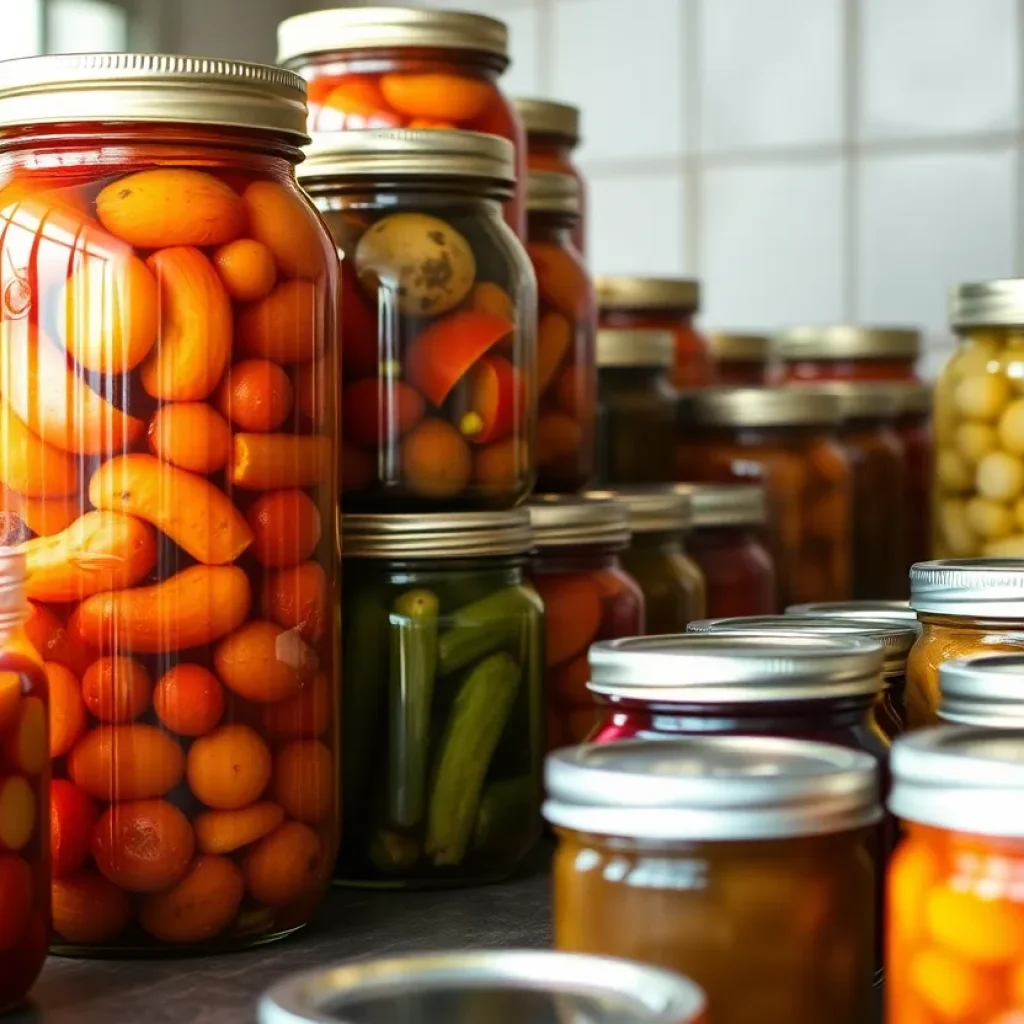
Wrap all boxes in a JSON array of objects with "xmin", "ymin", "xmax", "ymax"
[
  {"xmin": 938, "ymin": 653, "xmax": 1024, "ymax": 726},
  {"xmin": 685, "ymin": 483, "xmax": 776, "ymax": 618},
  {"xmin": 299, "ymin": 129, "xmax": 536, "ymax": 512},
  {"xmin": 787, "ymin": 599, "xmax": 918, "ymax": 625},
  {"xmin": 707, "ymin": 332, "xmax": 778, "ymax": 386},
  {"xmin": 892, "ymin": 381, "xmax": 933, "ymax": 572},
  {"xmin": 277, "ymin": 7, "xmax": 526, "ymax": 237},
  {"xmin": 677, "ymin": 389, "xmax": 853, "ymax": 608},
  {"xmin": 594, "ymin": 329, "xmax": 677, "ymax": 485},
  {"xmin": 0, "ymin": 54, "xmax": 340, "ymax": 952},
  {"xmin": 339, "ymin": 511, "xmax": 544, "ymax": 886},
  {"xmin": 547, "ymin": 735, "xmax": 880, "ymax": 1024},
  {"xmin": 528, "ymin": 496, "xmax": 644, "ymax": 749},
  {"xmin": 778, "ymin": 325, "xmax": 922, "ymax": 382},
  {"xmin": 526, "ymin": 171, "xmax": 595, "ymax": 494},
  {"xmin": 888, "ymin": 727, "xmax": 1024, "ymax": 1024}
]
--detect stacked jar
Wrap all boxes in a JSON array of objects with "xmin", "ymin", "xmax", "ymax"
[
  {"xmin": 0, "ymin": 54, "xmax": 340, "ymax": 952},
  {"xmin": 707, "ymin": 332, "xmax": 778, "ymax": 386}
]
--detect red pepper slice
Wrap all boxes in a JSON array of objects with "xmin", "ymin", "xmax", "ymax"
[
  {"xmin": 457, "ymin": 355, "xmax": 522, "ymax": 445},
  {"xmin": 343, "ymin": 377, "xmax": 426, "ymax": 449}
]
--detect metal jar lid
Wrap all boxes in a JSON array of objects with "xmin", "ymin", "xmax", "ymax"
[
  {"xmin": 277, "ymin": 7, "xmax": 509, "ymax": 65},
  {"xmin": 544, "ymin": 736, "xmax": 881, "ymax": 841},
  {"xmin": 687, "ymin": 483, "xmax": 767, "ymax": 528},
  {"xmin": 528, "ymin": 496, "xmax": 630, "ymax": 549},
  {"xmin": 596, "ymin": 329, "xmax": 674, "ymax": 369},
  {"xmin": 888, "ymin": 381, "xmax": 933, "ymax": 416},
  {"xmin": 786, "ymin": 599, "xmax": 919, "ymax": 625},
  {"xmin": 0, "ymin": 54, "xmax": 308, "ymax": 141},
  {"xmin": 910, "ymin": 559, "xmax": 1024, "ymax": 617},
  {"xmin": 677, "ymin": 387, "xmax": 840, "ymax": 429},
  {"xmin": 776, "ymin": 325, "xmax": 921, "ymax": 362},
  {"xmin": 939, "ymin": 654, "xmax": 1024, "ymax": 727},
  {"xmin": 950, "ymin": 279, "xmax": 1024, "ymax": 328},
  {"xmin": 342, "ymin": 511, "xmax": 531, "ymax": 559},
  {"xmin": 890, "ymin": 726, "xmax": 1024, "ymax": 835},
  {"xmin": 0, "ymin": 549, "xmax": 28, "ymax": 632},
  {"xmin": 259, "ymin": 950, "xmax": 707, "ymax": 1024},
  {"xmin": 708, "ymin": 332, "xmax": 774, "ymax": 363},
  {"xmin": 514, "ymin": 98, "xmax": 580, "ymax": 142},
  {"xmin": 794, "ymin": 381, "xmax": 901, "ymax": 421},
  {"xmin": 596, "ymin": 276, "xmax": 700, "ymax": 313},
  {"xmin": 526, "ymin": 170, "xmax": 580, "ymax": 215},
  {"xmin": 605, "ymin": 487, "xmax": 692, "ymax": 534},
  {"xmin": 587, "ymin": 633, "xmax": 883, "ymax": 704}
]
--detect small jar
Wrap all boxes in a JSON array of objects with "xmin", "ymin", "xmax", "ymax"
[
  {"xmin": 547, "ymin": 735, "xmax": 880, "ymax": 1024},
  {"xmin": 515, "ymin": 98, "xmax": 586, "ymax": 256},
  {"xmin": 299, "ymin": 129, "xmax": 536, "ymax": 512},
  {"xmin": 891, "ymin": 382, "xmax": 933, "ymax": 572},
  {"xmin": 938, "ymin": 653, "xmax": 1024, "ymax": 726},
  {"xmin": 677, "ymin": 389, "xmax": 853, "ymax": 608},
  {"xmin": 594, "ymin": 329, "xmax": 678, "ymax": 485},
  {"xmin": 527, "ymin": 496, "xmax": 645, "ymax": 749},
  {"xmin": 278, "ymin": 7, "xmax": 527, "ymax": 237},
  {"xmin": 707, "ymin": 332, "xmax": 778, "ymax": 386},
  {"xmin": 786, "ymin": 599, "xmax": 917, "ymax": 624},
  {"xmin": 686, "ymin": 483, "xmax": 776, "ymax": 618},
  {"xmin": 888, "ymin": 727, "xmax": 1024, "ymax": 1024},
  {"xmin": 597, "ymin": 276, "xmax": 713, "ymax": 388},
  {"xmin": 339, "ymin": 511, "xmax": 543, "ymax": 887},
  {"xmin": 778, "ymin": 325, "xmax": 922, "ymax": 382},
  {"xmin": 526, "ymin": 171, "xmax": 596, "ymax": 494}
]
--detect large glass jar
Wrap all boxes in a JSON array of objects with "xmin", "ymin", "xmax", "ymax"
[
  {"xmin": 937, "ymin": 652, "xmax": 1024, "ymax": 726},
  {"xmin": 677, "ymin": 389, "xmax": 853, "ymax": 608},
  {"xmin": 778, "ymin": 325, "xmax": 922, "ymax": 382},
  {"xmin": 0, "ymin": 54, "xmax": 340, "ymax": 952},
  {"xmin": 597, "ymin": 276, "xmax": 712, "ymax": 388},
  {"xmin": 526, "ymin": 171, "xmax": 595, "ymax": 494},
  {"xmin": 277, "ymin": 7, "xmax": 526, "ymax": 238},
  {"xmin": 888, "ymin": 727, "xmax": 1024, "ymax": 1024},
  {"xmin": 546, "ymin": 735, "xmax": 880, "ymax": 1024},
  {"xmin": 594, "ymin": 329, "xmax": 677, "ymax": 485},
  {"xmin": 339, "ymin": 512, "xmax": 544, "ymax": 887},
  {"xmin": 892, "ymin": 382, "xmax": 933, "ymax": 572},
  {"xmin": 707, "ymin": 332, "xmax": 777, "ymax": 386},
  {"xmin": 527, "ymin": 496, "xmax": 644, "ymax": 750},
  {"xmin": 299, "ymin": 129, "xmax": 536, "ymax": 512},
  {"xmin": 686, "ymin": 483, "xmax": 776, "ymax": 618}
]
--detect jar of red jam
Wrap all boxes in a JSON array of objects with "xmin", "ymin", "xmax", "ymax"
[
  {"xmin": 596, "ymin": 277, "xmax": 713, "ymax": 388},
  {"xmin": 891, "ymin": 381, "xmax": 933, "ymax": 573},
  {"xmin": 707, "ymin": 332, "xmax": 778, "ymax": 386},
  {"xmin": 778, "ymin": 325, "xmax": 922, "ymax": 382},
  {"xmin": 277, "ymin": 7, "xmax": 526, "ymax": 237}
]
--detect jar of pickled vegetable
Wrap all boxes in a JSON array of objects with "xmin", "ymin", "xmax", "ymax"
[
  {"xmin": 892, "ymin": 382, "xmax": 933, "ymax": 572},
  {"xmin": 938, "ymin": 653, "xmax": 1024, "ymax": 726},
  {"xmin": 594, "ymin": 329, "xmax": 677, "ymax": 485},
  {"xmin": 778, "ymin": 325, "xmax": 922, "ymax": 382},
  {"xmin": 526, "ymin": 171, "xmax": 595, "ymax": 494},
  {"xmin": 277, "ymin": 7, "xmax": 526, "ymax": 238},
  {"xmin": 888, "ymin": 726, "xmax": 1024, "ymax": 1024},
  {"xmin": 677, "ymin": 389, "xmax": 853, "ymax": 608},
  {"xmin": 547, "ymin": 735, "xmax": 880, "ymax": 1024},
  {"xmin": 685, "ymin": 483, "xmax": 776, "ymax": 618},
  {"xmin": 707, "ymin": 332, "xmax": 777, "ymax": 386},
  {"xmin": 597, "ymin": 276, "xmax": 712, "ymax": 388},
  {"xmin": 515, "ymin": 99, "xmax": 586, "ymax": 256},
  {"xmin": 299, "ymin": 129, "xmax": 536, "ymax": 512},
  {"xmin": 528, "ymin": 496, "xmax": 644, "ymax": 749},
  {"xmin": 339, "ymin": 511, "xmax": 543, "ymax": 886},
  {"xmin": 0, "ymin": 54, "xmax": 340, "ymax": 952}
]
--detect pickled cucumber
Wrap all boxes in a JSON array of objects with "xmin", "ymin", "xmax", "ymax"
[
  {"xmin": 473, "ymin": 776, "xmax": 537, "ymax": 854},
  {"xmin": 436, "ymin": 588, "xmax": 529, "ymax": 675}
]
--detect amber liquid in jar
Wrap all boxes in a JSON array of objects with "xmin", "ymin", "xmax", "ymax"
[{"xmin": 526, "ymin": 136, "xmax": 586, "ymax": 255}]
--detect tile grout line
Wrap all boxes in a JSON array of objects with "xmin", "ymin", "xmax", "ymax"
[
  {"xmin": 685, "ymin": 0, "xmax": 701, "ymax": 275},
  {"xmin": 844, "ymin": 0, "xmax": 861, "ymax": 319},
  {"xmin": 535, "ymin": 0, "xmax": 554, "ymax": 96}
]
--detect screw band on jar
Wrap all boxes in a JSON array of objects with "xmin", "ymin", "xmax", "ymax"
[
  {"xmin": 595, "ymin": 329, "xmax": 674, "ymax": 368},
  {"xmin": 785, "ymin": 599, "xmax": 917, "ymax": 624},
  {"xmin": 910, "ymin": 558, "xmax": 1024, "ymax": 617},
  {"xmin": 677, "ymin": 387, "xmax": 841, "ymax": 428},
  {"xmin": 797, "ymin": 381, "xmax": 902, "ymax": 422},
  {"xmin": 601, "ymin": 487, "xmax": 691, "ymax": 535},
  {"xmin": 514, "ymin": 98, "xmax": 580, "ymax": 144},
  {"xmin": 686, "ymin": 483, "xmax": 767, "ymax": 528},
  {"xmin": 528, "ymin": 495, "xmax": 630, "ymax": 549},
  {"xmin": 526, "ymin": 170, "xmax": 580, "ymax": 216},
  {"xmin": 776, "ymin": 325, "xmax": 921, "ymax": 363},
  {"xmin": 342, "ymin": 510, "xmax": 532, "ymax": 558},
  {"xmin": 596, "ymin": 276, "xmax": 700, "ymax": 313},
  {"xmin": 938, "ymin": 653, "xmax": 1024, "ymax": 727}
]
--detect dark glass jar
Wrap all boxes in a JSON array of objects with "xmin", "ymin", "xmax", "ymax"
[
  {"xmin": 707, "ymin": 332, "xmax": 778, "ymax": 386},
  {"xmin": 778, "ymin": 326, "xmax": 922, "ymax": 382},
  {"xmin": 339, "ymin": 511, "xmax": 544, "ymax": 887},
  {"xmin": 891, "ymin": 382, "xmax": 932, "ymax": 573}
]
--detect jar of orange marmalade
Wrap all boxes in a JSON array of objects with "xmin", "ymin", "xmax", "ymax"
[{"xmin": 777, "ymin": 325, "xmax": 922, "ymax": 382}]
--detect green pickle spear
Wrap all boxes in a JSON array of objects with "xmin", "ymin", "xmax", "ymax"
[{"xmin": 436, "ymin": 588, "xmax": 527, "ymax": 676}]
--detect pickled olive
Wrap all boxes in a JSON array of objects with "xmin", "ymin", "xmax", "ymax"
[
  {"xmin": 953, "ymin": 374, "xmax": 1010, "ymax": 420},
  {"xmin": 236, "ymin": 279, "xmax": 322, "ymax": 364},
  {"xmin": 343, "ymin": 378, "xmax": 425, "ymax": 448},
  {"xmin": 230, "ymin": 433, "xmax": 331, "ymax": 489},
  {"xmin": 215, "ymin": 359, "xmax": 294, "ymax": 433},
  {"xmin": 379, "ymin": 73, "xmax": 493, "ymax": 122},
  {"xmin": 212, "ymin": 238, "xmax": 278, "ymax": 302},
  {"xmin": 936, "ymin": 448, "xmax": 973, "ymax": 492},
  {"xmin": 976, "ymin": 450, "xmax": 1024, "ymax": 501},
  {"xmin": 457, "ymin": 356, "xmax": 522, "ymax": 444},
  {"xmin": 212, "ymin": 620, "xmax": 317, "ymax": 704},
  {"xmin": 965, "ymin": 496, "xmax": 1014, "ymax": 539},
  {"xmin": 242, "ymin": 181, "xmax": 327, "ymax": 281},
  {"xmin": 954, "ymin": 421, "xmax": 997, "ymax": 463},
  {"xmin": 401, "ymin": 419, "xmax": 472, "ymax": 498},
  {"xmin": 0, "ymin": 401, "xmax": 78, "ymax": 499},
  {"xmin": 146, "ymin": 402, "xmax": 232, "ymax": 475}
]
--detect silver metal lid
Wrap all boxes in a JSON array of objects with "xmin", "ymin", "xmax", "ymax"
[
  {"xmin": 687, "ymin": 483, "xmax": 767, "ymax": 528},
  {"xmin": 939, "ymin": 655, "xmax": 1024, "ymax": 728},
  {"xmin": 528, "ymin": 496, "xmax": 630, "ymax": 549},
  {"xmin": 526, "ymin": 170, "xmax": 580, "ymax": 215},
  {"xmin": 342, "ymin": 511, "xmax": 531, "ymax": 558},
  {"xmin": 910, "ymin": 558, "xmax": 1024, "ymax": 617},
  {"xmin": 544, "ymin": 736, "xmax": 881, "ymax": 841},
  {"xmin": 776, "ymin": 325, "xmax": 920, "ymax": 361},
  {"xmin": 513, "ymin": 98, "xmax": 580, "ymax": 142},
  {"xmin": 595, "ymin": 329, "xmax": 674, "ymax": 368},
  {"xmin": 587, "ymin": 633, "xmax": 883, "ymax": 703},
  {"xmin": 0, "ymin": 549, "xmax": 28, "ymax": 632},
  {"xmin": 604, "ymin": 487, "xmax": 692, "ymax": 534},
  {"xmin": 794, "ymin": 382, "xmax": 900, "ymax": 420},
  {"xmin": 677, "ymin": 387, "xmax": 841, "ymax": 428},
  {"xmin": 786, "ymin": 599, "xmax": 919, "ymax": 626},
  {"xmin": 890, "ymin": 726, "xmax": 1024, "ymax": 835},
  {"xmin": 950, "ymin": 280, "xmax": 1024, "ymax": 328},
  {"xmin": 708, "ymin": 332, "xmax": 773, "ymax": 362},
  {"xmin": 596, "ymin": 276, "xmax": 700, "ymax": 312}
]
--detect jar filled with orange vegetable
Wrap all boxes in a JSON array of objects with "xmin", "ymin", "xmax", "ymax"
[
  {"xmin": 937, "ymin": 653, "xmax": 1024, "ymax": 727},
  {"xmin": 888, "ymin": 726, "xmax": 1024, "ymax": 1024},
  {"xmin": 299, "ymin": 129, "xmax": 535, "ymax": 512},
  {"xmin": 0, "ymin": 54, "xmax": 340, "ymax": 952},
  {"xmin": 527, "ymin": 496, "xmax": 644, "ymax": 749},
  {"xmin": 707, "ymin": 332, "xmax": 778, "ymax": 386},
  {"xmin": 277, "ymin": 7, "xmax": 526, "ymax": 238},
  {"xmin": 778, "ymin": 325, "xmax": 922, "ymax": 383},
  {"xmin": 892, "ymin": 382, "xmax": 933, "ymax": 572},
  {"xmin": 597, "ymin": 276, "xmax": 713, "ymax": 388},
  {"xmin": 526, "ymin": 171, "xmax": 595, "ymax": 494}
]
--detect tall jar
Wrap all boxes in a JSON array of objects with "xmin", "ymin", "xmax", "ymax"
[
  {"xmin": 514, "ymin": 99, "xmax": 586, "ymax": 256},
  {"xmin": 892, "ymin": 382, "xmax": 933, "ymax": 572},
  {"xmin": 547, "ymin": 735, "xmax": 880, "ymax": 1024},
  {"xmin": 778, "ymin": 325, "xmax": 922, "ymax": 382},
  {"xmin": 526, "ymin": 171, "xmax": 595, "ymax": 493},
  {"xmin": 299, "ymin": 129, "xmax": 536, "ymax": 512},
  {"xmin": 277, "ymin": 7, "xmax": 527, "ymax": 238},
  {"xmin": 0, "ymin": 54, "xmax": 340, "ymax": 953},
  {"xmin": 677, "ymin": 389, "xmax": 853, "ymax": 608},
  {"xmin": 338, "ymin": 512, "xmax": 544, "ymax": 887},
  {"xmin": 707, "ymin": 332, "xmax": 777, "ymax": 386},
  {"xmin": 527, "ymin": 496, "xmax": 644, "ymax": 749}
]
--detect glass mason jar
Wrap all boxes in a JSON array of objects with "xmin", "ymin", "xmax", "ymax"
[
  {"xmin": 594, "ymin": 329, "xmax": 678, "ymax": 486},
  {"xmin": 338, "ymin": 512, "xmax": 544, "ymax": 887},
  {"xmin": 0, "ymin": 54, "xmax": 340, "ymax": 953},
  {"xmin": 597, "ymin": 276, "xmax": 713, "ymax": 388},
  {"xmin": 528, "ymin": 496, "xmax": 644, "ymax": 750},
  {"xmin": 778, "ymin": 325, "xmax": 922, "ymax": 383},
  {"xmin": 277, "ymin": 7, "xmax": 527, "ymax": 238},
  {"xmin": 686, "ymin": 483, "xmax": 776, "ymax": 618},
  {"xmin": 526, "ymin": 171, "xmax": 596, "ymax": 494},
  {"xmin": 892, "ymin": 382, "xmax": 933, "ymax": 573},
  {"xmin": 937, "ymin": 652, "xmax": 1024, "ymax": 727},
  {"xmin": 546, "ymin": 735, "xmax": 880, "ymax": 1024},
  {"xmin": 707, "ymin": 332, "xmax": 778, "ymax": 386},
  {"xmin": 677, "ymin": 389, "xmax": 853, "ymax": 608},
  {"xmin": 514, "ymin": 99, "xmax": 586, "ymax": 256},
  {"xmin": 888, "ymin": 727, "xmax": 1024, "ymax": 1024},
  {"xmin": 787, "ymin": 599, "xmax": 918, "ymax": 624},
  {"xmin": 299, "ymin": 129, "xmax": 536, "ymax": 512}
]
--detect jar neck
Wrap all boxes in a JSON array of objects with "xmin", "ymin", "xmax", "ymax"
[
  {"xmin": 530, "ymin": 545, "xmax": 624, "ymax": 573},
  {"xmin": 629, "ymin": 530, "xmax": 689, "ymax": 553},
  {"xmin": 688, "ymin": 524, "xmax": 761, "ymax": 545},
  {"xmin": 527, "ymin": 211, "xmax": 578, "ymax": 245},
  {"xmin": 696, "ymin": 423, "xmax": 832, "ymax": 443},
  {"xmin": 312, "ymin": 186, "xmax": 508, "ymax": 215},
  {"xmin": 601, "ymin": 307, "xmax": 692, "ymax": 329},
  {"xmin": 529, "ymin": 133, "xmax": 575, "ymax": 159},
  {"xmin": 306, "ymin": 48, "xmax": 506, "ymax": 80},
  {"xmin": 351, "ymin": 554, "xmax": 526, "ymax": 587}
]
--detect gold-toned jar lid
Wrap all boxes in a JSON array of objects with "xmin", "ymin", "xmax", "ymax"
[
  {"xmin": 526, "ymin": 171, "xmax": 579, "ymax": 215},
  {"xmin": 528, "ymin": 495, "xmax": 630, "ymax": 549},
  {"xmin": 911, "ymin": 558, "xmax": 1024, "ymax": 617},
  {"xmin": 0, "ymin": 548, "xmax": 28, "ymax": 631},
  {"xmin": 776, "ymin": 325, "xmax": 921, "ymax": 361},
  {"xmin": 887, "ymin": 381, "xmax": 933, "ymax": 416},
  {"xmin": 513, "ymin": 98, "xmax": 580, "ymax": 142},
  {"xmin": 950, "ymin": 280, "xmax": 1024, "ymax": 328},
  {"xmin": 708, "ymin": 333, "xmax": 773, "ymax": 362},
  {"xmin": 686, "ymin": 483, "xmax": 767, "ymax": 528},
  {"xmin": 602, "ymin": 488, "xmax": 692, "ymax": 534},
  {"xmin": 596, "ymin": 276, "xmax": 700, "ymax": 313},
  {"xmin": 0, "ymin": 53, "xmax": 308, "ymax": 140},
  {"xmin": 277, "ymin": 7, "xmax": 509, "ymax": 64},
  {"xmin": 677, "ymin": 387, "xmax": 840, "ymax": 429},
  {"xmin": 939, "ymin": 655, "xmax": 1024, "ymax": 728},
  {"xmin": 596, "ymin": 329, "xmax": 674, "ymax": 368},
  {"xmin": 794, "ymin": 382, "xmax": 900, "ymax": 421},
  {"xmin": 342, "ymin": 511, "xmax": 531, "ymax": 559}
]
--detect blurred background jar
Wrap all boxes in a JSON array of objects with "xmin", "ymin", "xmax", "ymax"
[
  {"xmin": 777, "ymin": 325, "xmax": 922, "ymax": 383},
  {"xmin": 278, "ymin": 6, "xmax": 527, "ymax": 237},
  {"xmin": 890, "ymin": 381, "xmax": 933, "ymax": 573},
  {"xmin": 937, "ymin": 653, "xmax": 1024, "ymax": 727},
  {"xmin": 707, "ymin": 332, "xmax": 778, "ymax": 386},
  {"xmin": 526, "ymin": 171, "xmax": 595, "ymax": 494},
  {"xmin": 299, "ymin": 129, "xmax": 536, "ymax": 512}
]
